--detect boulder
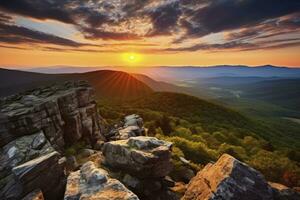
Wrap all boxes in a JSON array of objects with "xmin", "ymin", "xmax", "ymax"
[
  {"xmin": 66, "ymin": 156, "xmax": 79, "ymax": 171},
  {"xmin": 0, "ymin": 131, "xmax": 54, "ymax": 197},
  {"xmin": 105, "ymin": 114, "xmax": 145, "ymax": 141},
  {"xmin": 124, "ymin": 114, "xmax": 143, "ymax": 128},
  {"xmin": 0, "ymin": 81, "xmax": 104, "ymax": 150},
  {"xmin": 182, "ymin": 154, "xmax": 273, "ymax": 200},
  {"xmin": 1, "ymin": 151, "xmax": 66, "ymax": 200},
  {"xmin": 78, "ymin": 148, "xmax": 95, "ymax": 158},
  {"xmin": 103, "ymin": 136, "xmax": 173, "ymax": 178},
  {"xmin": 64, "ymin": 161, "xmax": 139, "ymax": 200},
  {"xmin": 118, "ymin": 126, "xmax": 144, "ymax": 140},
  {"xmin": 269, "ymin": 182, "xmax": 300, "ymax": 200}
]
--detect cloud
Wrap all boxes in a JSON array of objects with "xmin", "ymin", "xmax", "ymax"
[
  {"xmin": 165, "ymin": 41, "xmax": 257, "ymax": 52},
  {"xmin": 0, "ymin": 13, "xmax": 96, "ymax": 47},
  {"xmin": 0, "ymin": 0, "xmax": 74, "ymax": 23},
  {"xmin": 163, "ymin": 38, "xmax": 300, "ymax": 53},
  {"xmin": 145, "ymin": 1, "xmax": 182, "ymax": 36},
  {"xmin": 226, "ymin": 14, "xmax": 300, "ymax": 41},
  {"xmin": 178, "ymin": 0, "xmax": 300, "ymax": 41},
  {"xmin": 0, "ymin": 0, "xmax": 299, "ymax": 51}
]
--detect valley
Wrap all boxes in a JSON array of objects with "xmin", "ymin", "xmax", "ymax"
[{"xmin": 0, "ymin": 66, "xmax": 300, "ymax": 200}]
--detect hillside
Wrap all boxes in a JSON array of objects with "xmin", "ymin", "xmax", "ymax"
[
  {"xmin": 239, "ymin": 79, "xmax": 300, "ymax": 111},
  {"xmin": 132, "ymin": 73, "xmax": 188, "ymax": 93},
  {"xmin": 136, "ymin": 93, "xmax": 300, "ymax": 146},
  {"xmin": 0, "ymin": 68, "xmax": 152, "ymax": 100},
  {"xmin": 135, "ymin": 65, "xmax": 300, "ymax": 81},
  {"xmin": 99, "ymin": 92, "xmax": 300, "ymax": 187}
]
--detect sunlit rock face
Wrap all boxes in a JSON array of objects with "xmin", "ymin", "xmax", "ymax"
[
  {"xmin": 0, "ymin": 81, "xmax": 105, "ymax": 150},
  {"xmin": 64, "ymin": 161, "xmax": 139, "ymax": 200},
  {"xmin": 182, "ymin": 154, "xmax": 274, "ymax": 200},
  {"xmin": 102, "ymin": 136, "xmax": 177, "ymax": 200},
  {"xmin": 269, "ymin": 182, "xmax": 300, "ymax": 200},
  {"xmin": 103, "ymin": 136, "xmax": 173, "ymax": 178}
]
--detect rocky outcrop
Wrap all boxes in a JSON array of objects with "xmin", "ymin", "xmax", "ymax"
[
  {"xmin": 104, "ymin": 114, "xmax": 145, "ymax": 140},
  {"xmin": 64, "ymin": 161, "xmax": 139, "ymax": 200},
  {"xmin": 0, "ymin": 131, "xmax": 55, "ymax": 198},
  {"xmin": 102, "ymin": 136, "xmax": 176, "ymax": 199},
  {"xmin": 1, "ymin": 151, "xmax": 65, "ymax": 200},
  {"xmin": 182, "ymin": 154, "xmax": 274, "ymax": 200},
  {"xmin": 103, "ymin": 136, "xmax": 173, "ymax": 178},
  {"xmin": 0, "ymin": 81, "xmax": 104, "ymax": 150},
  {"xmin": 269, "ymin": 182, "xmax": 300, "ymax": 200},
  {"xmin": 124, "ymin": 114, "xmax": 144, "ymax": 128},
  {"xmin": 0, "ymin": 81, "xmax": 105, "ymax": 199}
]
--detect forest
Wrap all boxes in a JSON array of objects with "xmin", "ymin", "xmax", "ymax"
[{"xmin": 98, "ymin": 92, "xmax": 300, "ymax": 188}]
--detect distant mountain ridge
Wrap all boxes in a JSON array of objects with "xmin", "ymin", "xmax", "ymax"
[
  {"xmin": 0, "ymin": 68, "xmax": 152, "ymax": 100},
  {"xmin": 18, "ymin": 65, "xmax": 300, "ymax": 80},
  {"xmin": 138, "ymin": 65, "xmax": 300, "ymax": 81}
]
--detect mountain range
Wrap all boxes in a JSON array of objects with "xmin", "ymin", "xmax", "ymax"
[{"xmin": 0, "ymin": 68, "xmax": 152, "ymax": 100}]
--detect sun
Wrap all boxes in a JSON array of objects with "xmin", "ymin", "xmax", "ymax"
[{"xmin": 122, "ymin": 52, "xmax": 142, "ymax": 65}]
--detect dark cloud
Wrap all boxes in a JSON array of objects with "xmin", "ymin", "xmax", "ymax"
[
  {"xmin": 179, "ymin": 0, "xmax": 300, "ymax": 40},
  {"xmin": 0, "ymin": 13, "xmax": 95, "ymax": 47},
  {"xmin": 165, "ymin": 41, "xmax": 257, "ymax": 52},
  {"xmin": 227, "ymin": 14, "xmax": 300, "ymax": 41},
  {"xmin": 0, "ymin": 24, "xmax": 83, "ymax": 47},
  {"xmin": 0, "ymin": 0, "xmax": 74, "ymax": 24},
  {"xmin": 146, "ymin": 1, "xmax": 182, "ymax": 36},
  {"xmin": 164, "ymin": 38, "xmax": 300, "ymax": 53},
  {"xmin": 0, "ymin": 0, "xmax": 299, "ymax": 50},
  {"xmin": 81, "ymin": 27, "xmax": 141, "ymax": 41},
  {"xmin": 0, "ymin": 12, "xmax": 12, "ymax": 23}
]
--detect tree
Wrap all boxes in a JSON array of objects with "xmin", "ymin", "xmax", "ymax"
[
  {"xmin": 147, "ymin": 123, "xmax": 156, "ymax": 136},
  {"xmin": 158, "ymin": 115, "xmax": 173, "ymax": 135}
]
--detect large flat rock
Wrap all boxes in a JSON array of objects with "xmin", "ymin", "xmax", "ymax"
[{"xmin": 103, "ymin": 136, "xmax": 173, "ymax": 178}]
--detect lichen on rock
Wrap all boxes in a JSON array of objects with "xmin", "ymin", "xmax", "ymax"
[
  {"xmin": 64, "ymin": 161, "xmax": 139, "ymax": 200},
  {"xmin": 0, "ymin": 81, "xmax": 105, "ymax": 150}
]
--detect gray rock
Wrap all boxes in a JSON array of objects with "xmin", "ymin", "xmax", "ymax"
[
  {"xmin": 78, "ymin": 148, "xmax": 95, "ymax": 158},
  {"xmin": 106, "ymin": 114, "xmax": 145, "ymax": 141},
  {"xmin": 0, "ymin": 81, "xmax": 105, "ymax": 150},
  {"xmin": 66, "ymin": 156, "xmax": 79, "ymax": 171},
  {"xmin": 103, "ymin": 136, "xmax": 173, "ymax": 178},
  {"xmin": 2, "ymin": 151, "xmax": 65, "ymax": 200},
  {"xmin": 0, "ymin": 131, "xmax": 54, "ymax": 195},
  {"xmin": 123, "ymin": 174, "xmax": 141, "ymax": 189},
  {"xmin": 124, "ymin": 114, "xmax": 143, "ymax": 128},
  {"xmin": 31, "ymin": 131, "xmax": 47, "ymax": 150},
  {"xmin": 64, "ymin": 161, "xmax": 139, "ymax": 200},
  {"xmin": 182, "ymin": 154, "xmax": 273, "ymax": 200},
  {"xmin": 269, "ymin": 182, "xmax": 300, "ymax": 200},
  {"xmin": 118, "ymin": 126, "xmax": 142, "ymax": 140}
]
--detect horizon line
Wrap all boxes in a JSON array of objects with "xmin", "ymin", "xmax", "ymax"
[{"xmin": 2, "ymin": 64, "xmax": 300, "ymax": 69}]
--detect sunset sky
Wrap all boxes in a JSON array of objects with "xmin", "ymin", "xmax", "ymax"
[{"xmin": 0, "ymin": 0, "xmax": 300, "ymax": 68}]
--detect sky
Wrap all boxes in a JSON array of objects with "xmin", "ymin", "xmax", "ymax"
[{"xmin": 0, "ymin": 0, "xmax": 300, "ymax": 68}]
